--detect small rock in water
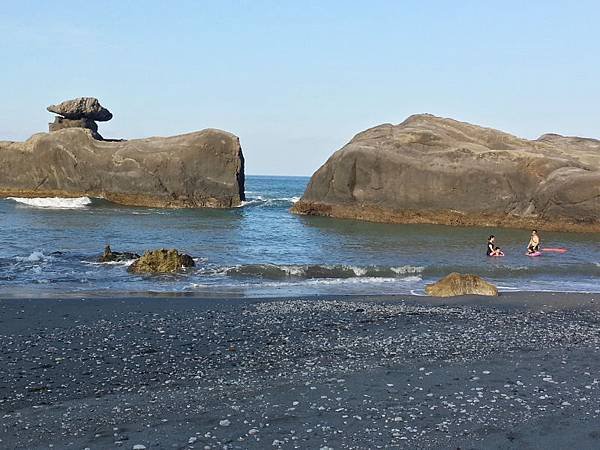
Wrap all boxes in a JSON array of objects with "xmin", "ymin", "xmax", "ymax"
[{"xmin": 219, "ymin": 419, "xmax": 231, "ymax": 427}]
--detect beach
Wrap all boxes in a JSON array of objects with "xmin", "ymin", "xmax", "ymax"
[{"xmin": 2, "ymin": 292, "xmax": 600, "ymax": 449}]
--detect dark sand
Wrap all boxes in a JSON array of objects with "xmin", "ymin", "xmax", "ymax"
[{"xmin": 1, "ymin": 292, "xmax": 600, "ymax": 449}]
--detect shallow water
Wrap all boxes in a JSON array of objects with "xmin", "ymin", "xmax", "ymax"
[{"xmin": 0, "ymin": 175, "xmax": 598, "ymax": 298}]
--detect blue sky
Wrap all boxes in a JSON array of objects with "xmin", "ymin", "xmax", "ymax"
[{"xmin": 1, "ymin": 1, "xmax": 598, "ymax": 175}]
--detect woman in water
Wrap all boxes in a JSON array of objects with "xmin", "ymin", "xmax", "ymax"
[
  {"xmin": 527, "ymin": 230, "xmax": 540, "ymax": 254},
  {"xmin": 487, "ymin": 235, "xmax": 503, "ymax": 256}
]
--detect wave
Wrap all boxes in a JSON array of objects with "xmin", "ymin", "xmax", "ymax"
[
  {"xmin": 237, "ymin": 195, "xmax": 301, "ymax": 208},
  {"xmin": 15, "ymin": 251, "xmax": 52, "ymax": 263},
  {"xmin": 8, "ymin": 196, "xmax": 92, "ymax": 209},
  {"xmin": 83, "ymin": 259, "xmax": 137, "ymax": 267},
  {"xmin": 422, "ymin": 263, "xmax": 600, "ymax": 278},
  {"xmin": 220, "ymin": 264, "xmax": 424, "ymax": 280},
  {"xmin": 187, "ymin": 275, "xmax": 422, "ymax": 289}
]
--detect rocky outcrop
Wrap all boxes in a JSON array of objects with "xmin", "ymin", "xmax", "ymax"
[
  {"xmin": 47, "ymin": 97, "xmax": 113, "ymax": 121},
  {"xmin": 99, "ymin": 245, "xmax": 140, "ymax": 263},
  {"xmin": 293, "ymin": 114, "xmax": 600, "ymax": 232},
  {"xmin": 47, "ymin": 97, "xmax": 111, "ymax": 140},
  {"xmin": 128, "ymin": 249, "xmax": 195, "ymax": 274},
  {"xmin": 0, "ymin": 126, "xmax": 245, "ymax": 208},
  {"xmin": 425, "ymin": 273, "xmax": 498, "ymax": 297},
  {"xmin": 49, "ymin": 117, "xmax": 102, "ymax": 140}
]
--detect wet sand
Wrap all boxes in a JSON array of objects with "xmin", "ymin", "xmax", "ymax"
[{"xmin": 1, "ymin": 292, "xmax": 600, "ymax": 449}]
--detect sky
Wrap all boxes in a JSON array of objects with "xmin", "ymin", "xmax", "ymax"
[{"xmin": 1, "ymin": 1, "xmax": 598, "ymax": 176}]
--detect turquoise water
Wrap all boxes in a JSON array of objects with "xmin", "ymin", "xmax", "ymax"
[{"xmin": 0, "ymin": 175, "xmax": 598, "ymax": 297}]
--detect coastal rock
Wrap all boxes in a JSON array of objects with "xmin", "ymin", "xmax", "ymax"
[
  {"xmin": 292, "ymin": 114, "xmax": 600, "ymax": 232},
  {"xmin": 128, "ymin": 249, "xmax": 195, "ymax": 274},
  {"xmin": 0, "ymin": 127, "xmax": 245, "ymax": 208},
  {"xmin": 47, "ymin": 97, "xmax": 113, "ymax": 121},
  {"xmin": 425, "ymin": 273, "xmax": 498, "ymax": 297},
  {"xmin": 48, "ymin": 116, "xmax": 102, "ymax": 139},
  {"xmin": 99, "ymin": 245, "xmax": 140, "ymax": 263}
]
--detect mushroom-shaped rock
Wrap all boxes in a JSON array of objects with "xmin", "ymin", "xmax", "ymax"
[
  {"xmin": 47, "ymin": 97, "xmax": 113, "ymax": 121},
  {"xmin": 128, "ymin": 249, "xmax": 195, "ymax": 274},
  {"xmin": 425, "ymin": 273, "xmax": 498, "ymax": 297}
]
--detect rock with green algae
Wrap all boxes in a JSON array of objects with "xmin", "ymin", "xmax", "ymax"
[
  {"xmin": 128, "ymin": 249, "xmax": 195, "ymax": 274},
  {"xmin": 425, "ymin": 272, "xmax": 498, "ymax": 297}
]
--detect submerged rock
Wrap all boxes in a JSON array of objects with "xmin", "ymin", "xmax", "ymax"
[
  {"xmin": 47, "ymin": 97, "xmax": 113, "ymax": 121},
  {"xmin": 99, "ymin": 245, "xmax": 140, "ymax": 263},
  {"xmin": 425, "ymin": 273, "xmax": 498, "ymax": 297},
  {"xmin": 293, "ymin": 114, "xmax": 600, "ymax": 232},
  {"xmin": 128, "ymin": 249, "xmax": 195, "ymax": 274}
]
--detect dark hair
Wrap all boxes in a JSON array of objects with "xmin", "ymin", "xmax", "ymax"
[
  {"xmin": 532, "ymin": 229, "xmax": 537, "ymax": 233},
  {"xmin": 488, "ymin": 235, "xmax": 495, "ymax": 240}
]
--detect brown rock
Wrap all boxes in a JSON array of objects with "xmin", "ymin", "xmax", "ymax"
[
  {"xmin": 425, "ymin": 273, "xmax": 498, "ymax": 297},
  {"xmin": 49, "ymin": 116, "xmax": 102, "ymax": 140},
  {"xmin": 128, "ymin": 249, "xmax": 195, "ymax": 274},
  {"xmin": 47, "ymin": 97, "xmax": 113, "ymax": 121},
  {"xmin": 0, "ymin": 127, "xmax": 245, "ymax": 208},
  {"xmin": 99, "ymin": 245, "xmax": 140, "ymax": 263},
  {"xmin": 293, "ymin": 114, "xmax": 600, "ymax": 232}
]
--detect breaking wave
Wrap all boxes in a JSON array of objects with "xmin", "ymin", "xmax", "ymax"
[
  {"xmin": 8, "ymin": 197, "xmax": 93, "ymax": 209},
  {"xmin": 238, "ymin": 196, "xmax": 300, "ymax": 208},
  {"xmin": 15, "ymin": 251, "xmax": 53, "ymax": 263},
  {"xmin": 218, "ymin": 264, "xmax": 425, "ymax": 280}
]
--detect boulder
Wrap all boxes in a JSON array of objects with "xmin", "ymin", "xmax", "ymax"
[
  {"xmin": 0, "ymin": 127, "xmax": 245, "ymax": 208},
  {"xmin": 99, "ymin": 245, "xmax": 140, "ymax": 263},
  {"xmin": 292, "ymin": 114, "xmax": 600, "ymax": 232},
  {"xmin": 128, "ymin": 249, "xmax": 195, "ymax": 274},
  {"xmin": 47, "ymin": 97, "xmax": 113, "ymax": 121},
  {"xmin": 425, "ymin": 273, "xmax": 498, "ymax": 297},
  {"xmin": 49, "ymin": 116, "xmax": 102, "ymax": 140}
]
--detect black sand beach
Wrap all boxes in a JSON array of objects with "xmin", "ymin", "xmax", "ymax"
[{"xmin": 1, "ymin": 292, "xmax": 600, "ymax": 449}]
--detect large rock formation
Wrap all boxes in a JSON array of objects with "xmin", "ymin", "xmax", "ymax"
[
  {"xmin": 0, "ymin": 127, "xmax": 245, "ymax": 208},
  {"xmin": 425, "ymin": 273, "xmax": 498, "ymax": 297},
  {"xmin": 47, "ymin": 97, "xmax": 111, "ymax": 140},
  {"xmin": 128, "ymin": 249, "xmax": 195, "ymax": 274},
  {"xmin": 293, "ymin": 114, "xmax": 600, "ymax": 232}
]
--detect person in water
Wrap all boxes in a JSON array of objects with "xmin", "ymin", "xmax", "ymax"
[
  {"xmin": 527, "ymin": 229, "xmax": 540, "ymax": 254},
  {"xmin": 487, "ymin": 235, "xmax": 503, "ymax": 256}
]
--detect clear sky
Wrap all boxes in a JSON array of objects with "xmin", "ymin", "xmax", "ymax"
[{"xmin": 1, "ymin": 1, "xmax": 598, "ymax": 176}]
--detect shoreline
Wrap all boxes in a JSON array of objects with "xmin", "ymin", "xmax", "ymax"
[
  {"xmin": 2, "ymin": 291, "xmax": 600, "ymax": 449},
  {"xmin": 0, "ymin": 289, "xmax": 599, "ymax": 303}
]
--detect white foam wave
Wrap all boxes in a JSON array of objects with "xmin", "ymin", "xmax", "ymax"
[
  {"xmin": 237, "ymin": 195, "xmax": 301, "ymax": 208},
  {"xmin": 187, "ymin": 275, "xmax": 422, "ymax": 290},
  {"xmin": 8, "ymin": 197, "xmax": 92, "ymax": 209},
  {"xmin": 391, "ymin": 265, "xmax": 425, "ymax": 275},
  {"xmin": 16, "ymin": 251, "xmax": 50, "ymax": 263},
  {"xmin": 84, "ymin": 259, "xmax": 137, "ymax": 267}
]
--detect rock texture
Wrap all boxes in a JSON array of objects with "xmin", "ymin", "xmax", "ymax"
[
  {"xmin": 425, "ymin": 273, "xmax": 498, "ymax": 297},
  {"xmin": 49, "ymin": 117, "xmax": 102, "ymax": 140},
  {"xmin": 47, "ymin": 97, "xmax": 113, "ymax": 121},
  {"xmin": 128, "ymin": 249, "xmax": 195, "ymax": 274},
  {"xmin": 47, "ymin": 97, "xmax": 111, "ymax": 140},
  {"xmin": 293, "ymin": 114, "xmax": 600, "ymax": 232},
  {"xmin": 0, "ymin": 127, "xmax": 245, "ymax": 208}
]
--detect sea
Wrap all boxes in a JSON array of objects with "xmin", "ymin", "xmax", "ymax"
[{"xmin": 0, "ymin": 175, "xmax": 598, "ymax": 298}]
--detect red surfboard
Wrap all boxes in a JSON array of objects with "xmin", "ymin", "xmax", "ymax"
[{"xmin": 542, "ymin": 248, "xmax": 568, "ymax": 253}]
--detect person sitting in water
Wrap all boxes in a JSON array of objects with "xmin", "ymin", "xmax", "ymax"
[
  {"xmin": 487, "ymin": 235, "xmax": 503, "ymax": 256},
  {"xmin": 527, "ymin": 229, "xmax": 540, "ymax": 254}
]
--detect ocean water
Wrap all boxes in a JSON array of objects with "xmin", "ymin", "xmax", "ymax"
[{"xmin": 0, "ymin": 175, "xmax": 598, "ymax": 298}]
